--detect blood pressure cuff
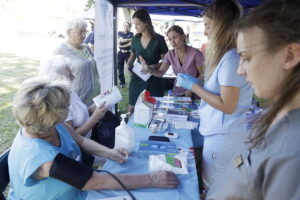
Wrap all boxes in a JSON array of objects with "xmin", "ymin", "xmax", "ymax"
[{"xmin": 49, "ymin": 153, "xmax": 93, "ymax": 189}]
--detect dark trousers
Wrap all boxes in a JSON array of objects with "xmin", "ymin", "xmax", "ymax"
[{"xmin": 117, "ymin": 51, "xmax": 131, "ymax": 84}]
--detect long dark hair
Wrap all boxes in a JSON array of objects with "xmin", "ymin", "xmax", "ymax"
[
  {"xmin": 237, "ymin": 0, "xmax": 300, "ymax": 147},
  {"xmin": 132, "ymin": 9, "xmax": 156, "ymax": 38}
]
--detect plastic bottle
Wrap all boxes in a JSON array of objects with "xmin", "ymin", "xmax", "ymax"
[{"xmin": 114, "ymin": 113, "xmax": 135, "ymax": 154}]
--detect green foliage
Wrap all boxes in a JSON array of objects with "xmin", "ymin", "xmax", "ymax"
[{"xmin": 85, "ymin": 0, "xmax": 95, "ymax": 11}]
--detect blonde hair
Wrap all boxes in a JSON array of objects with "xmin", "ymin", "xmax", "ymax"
[
  {"xmin": 12, "ymin": 77, "xmax": 70, "ymax": 135},
  {"xmin": 203, "ymin": 0, "xmax": 241, "ymax": 80}
]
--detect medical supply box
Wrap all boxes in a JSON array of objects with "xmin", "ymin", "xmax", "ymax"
[{"xmin": 138, "ymin": 140, "xmax": 177, "ymax": 159}]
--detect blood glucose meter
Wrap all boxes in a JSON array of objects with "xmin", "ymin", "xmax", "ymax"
[{"xmin": 164, "ymin": 132, "xmax": 178, "ymax": 139}]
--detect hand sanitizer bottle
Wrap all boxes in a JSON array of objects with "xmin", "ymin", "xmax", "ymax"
[{"xmin": 114, "ymin": 114, "xmax": 135, "ymax": 154}]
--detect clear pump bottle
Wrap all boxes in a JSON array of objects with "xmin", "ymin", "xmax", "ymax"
[{"xmin": 114, "ymin": 114, "xmax": 135, "ymax": 154}]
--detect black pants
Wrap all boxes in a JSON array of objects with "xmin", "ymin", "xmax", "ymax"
[{"xmin": 117, "ymin": 51, "xmax": 131, "ymax": 84}]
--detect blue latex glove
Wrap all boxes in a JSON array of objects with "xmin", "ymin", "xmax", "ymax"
[{"xmin": 177, "ymin": 73, "xmax": 199, "ymax": 91}]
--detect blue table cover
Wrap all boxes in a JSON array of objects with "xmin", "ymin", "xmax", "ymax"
[{"xmin": 92, "ymin": 117, "xmax": 200, "ymax": 200}]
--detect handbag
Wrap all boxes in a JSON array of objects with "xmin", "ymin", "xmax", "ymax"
[{"xmin": 91, "ymin": 111, "xmax": 120, "ymax": 148}]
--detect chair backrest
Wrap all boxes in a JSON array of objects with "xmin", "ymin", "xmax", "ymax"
[{"xmin": 0, "ymin": 149, "xmax": 10, "ymax": 200}]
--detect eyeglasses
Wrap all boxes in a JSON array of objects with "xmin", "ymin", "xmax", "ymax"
[{"xmin": 75, "ymin": 29, "xmax": 88, "ymax": 35}]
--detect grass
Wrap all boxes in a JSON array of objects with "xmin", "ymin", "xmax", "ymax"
[
  {"xmin": 254, "ymin": 96, "xmax": 269, "ymax": 108},
  {"xmin": 116, "ymin": 73, "xmax": 130, "ymax": 114},
  {"xmin": 0, "ymin": 52, "xmax": 39, "ymax": 154}
]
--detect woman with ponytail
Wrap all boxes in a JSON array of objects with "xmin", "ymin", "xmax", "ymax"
[{"xmin": 177, "ymin": 0, "xmax": 253, "ymax": 190}]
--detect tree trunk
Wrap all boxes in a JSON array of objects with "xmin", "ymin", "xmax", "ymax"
[{"xmin": 122, "ymin": 8, "xmax": 132, "ymax": 23}]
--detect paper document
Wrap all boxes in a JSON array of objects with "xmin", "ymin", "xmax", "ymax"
[
  {"xmin": 132, "ymin": 62, "xmax": 151, "ymax": 81},
  {"xmin": 93, "ymin": 86, "xmax": 122, "ymax": 107}
]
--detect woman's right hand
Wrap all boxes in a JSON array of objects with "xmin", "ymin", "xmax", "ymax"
[
  {"xmin": 90, "ymin": 102, "xmax": 108, "ymax": 122},
  {"xmin": 149, "ymin": 171, "xmax": 179, "ymax": 188},
  {"xmin": 139, "ymin": 56, "xmax": 151, "ymax": 74}
]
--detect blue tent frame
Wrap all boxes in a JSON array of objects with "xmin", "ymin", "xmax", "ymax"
[{"xmin": 106, "ymin": 0, "xmax": 262, "ymax": 17}]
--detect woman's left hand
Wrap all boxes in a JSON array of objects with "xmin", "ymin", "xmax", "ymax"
[{"xmin": 109, "ymin": 148, "xmax": 129, "ymax": 164}]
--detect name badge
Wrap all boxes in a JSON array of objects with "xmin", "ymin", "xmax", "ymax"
[{"xmin": 234, "ymin": 154, "xmax": 243, "ymax": 168}]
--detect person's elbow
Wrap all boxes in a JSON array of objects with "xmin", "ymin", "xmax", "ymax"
[{"xmin": 222, "ymin": 104, "xmax": 237, "ymax": 114}]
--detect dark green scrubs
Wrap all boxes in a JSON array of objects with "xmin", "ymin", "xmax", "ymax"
[{"xmin": 129, "ymin": 33, "xmax": 168, "ymax": 106}]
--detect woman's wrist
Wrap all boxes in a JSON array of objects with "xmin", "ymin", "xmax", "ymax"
[
  {"xmin": 89, "ymin": 114, "xmax": 100, "ymax": 125},
  {"xmin": 192, "ymin": 83, "xmax": 200, "ymax": 93},
  {"xmin": 108, "ymin": 149, "xmax": 118, "ymax": 160}
]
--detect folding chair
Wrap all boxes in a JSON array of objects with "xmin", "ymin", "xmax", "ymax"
[{"xmin": 0, "ymin": 149, "xmax": 10, "ymax": 200}]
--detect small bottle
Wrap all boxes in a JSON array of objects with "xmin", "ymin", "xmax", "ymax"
[{"xmin": 114, "ymin": 114, "xmax": 135, "ymax": 154}]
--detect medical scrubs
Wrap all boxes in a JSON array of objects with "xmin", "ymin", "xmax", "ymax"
[
  {"xmin": 199, "ymin": 49, "xmax": 253, "ymax": 188},
  {"xmin": 207, "ymin": 108, "xmax": 300, "ymax": 200},
  {"xmin": 163, "ymin": 46, "xmax": 204, "ymax": 96}
]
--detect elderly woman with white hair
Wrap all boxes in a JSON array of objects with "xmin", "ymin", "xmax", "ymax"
[
  {"xmin": 53, "ymin": 18, "xmax": 99, "ymax": 105},
  {"xmin": 7, "ymin": 77, "xmax": 179, "ymax": 200},
  {"xmin": 40, "ymin": 55, "xmax": 108, "ymax": 139}
]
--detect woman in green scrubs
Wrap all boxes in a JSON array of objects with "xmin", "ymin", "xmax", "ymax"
[{"xmin": 127, "ymin": 9, "xmax": 168, "ymax": 113}]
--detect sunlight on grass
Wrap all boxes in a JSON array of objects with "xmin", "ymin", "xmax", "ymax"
[
  {"xmin": 0, "ymin": 52, "xmax": 39, "ymax": 153},
  {"xmin": 0, "ymin": 87, "xmax": 12, "ymax": 95},
  {"xmin": 0, "ymin": 102, "xmax": 12, "ymax": 112}
]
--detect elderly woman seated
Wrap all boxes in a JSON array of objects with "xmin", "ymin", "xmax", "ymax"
[
  {"xmin": 53, "ymin": 17, "xmax": 99, "ymax": 105},
  {"xmin": 8, "ymin": 77, "xmax": 179, "ymax": 200},
  {"xmin": 40, "ymin": 55, "xmax": 107, "ymax": 139}
]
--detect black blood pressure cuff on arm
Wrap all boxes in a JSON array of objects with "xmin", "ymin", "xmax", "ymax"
[{"xmin": 49, "ymin": 153, "xmax": 93, "ymax": 189}]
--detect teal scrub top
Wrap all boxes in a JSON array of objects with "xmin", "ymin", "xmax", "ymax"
[
  {"xmin": 8, "ymin": 124, "xmax": 87, "ymax": 200},
  {"xmin": 129, "ymin": 33, "xmax": 168, "ymax": 106}
]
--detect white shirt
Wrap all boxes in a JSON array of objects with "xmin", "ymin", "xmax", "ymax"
[{"xmin": 66, "ymin": 92, "xmax": 91, "ymax": 138}]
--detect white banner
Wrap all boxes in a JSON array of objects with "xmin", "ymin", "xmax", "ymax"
[{"xmin": 95, "ymin": 0, "xmax": 114, "ymax": 93}]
